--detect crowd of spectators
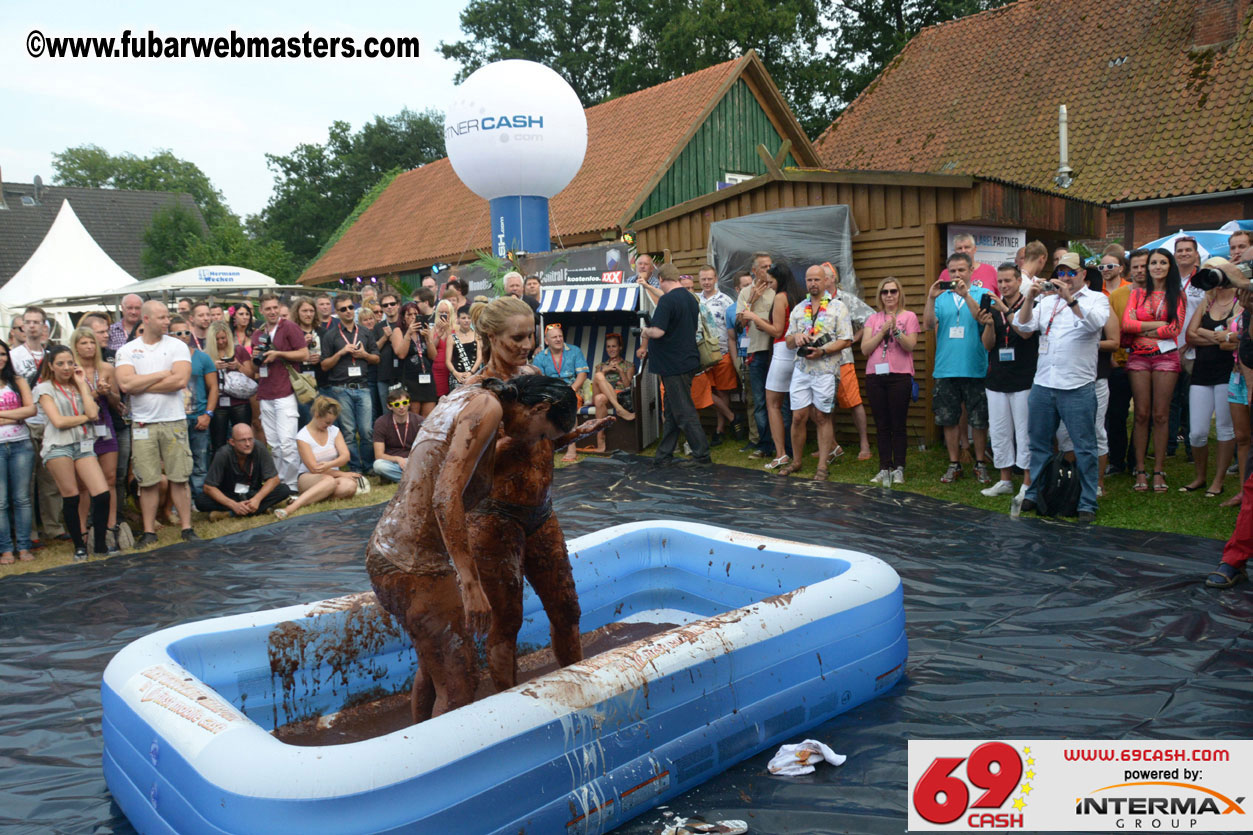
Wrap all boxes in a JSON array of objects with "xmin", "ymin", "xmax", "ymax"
[{"xmin": 3, "ymin": 236, "xmax": 1251, "ymax": 591}]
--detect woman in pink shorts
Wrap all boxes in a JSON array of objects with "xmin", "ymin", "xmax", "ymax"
[{"xmin": 1122, "ymin": 248, "xmax": 1187, "ymax": 492}]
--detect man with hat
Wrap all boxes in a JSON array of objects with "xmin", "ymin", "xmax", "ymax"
[{"xmin": 1015, "ymin": 252, "xmax": 1111, "ymax": 523}]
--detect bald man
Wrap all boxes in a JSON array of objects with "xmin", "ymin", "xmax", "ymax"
[
  {"xmin": 109, "ymin": 294, "xmax": 144, "ymax": 351},
  {"xmin": 195, "ymin": 423, "xmax": 291, "ymax": 520},
  {"xmin": 115, "ymin": 301, "xmax": 198, "ymax": 546}
]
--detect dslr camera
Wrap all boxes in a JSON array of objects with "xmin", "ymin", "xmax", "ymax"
[
  {"xmin": 798, "ymin": 333, "xmax": 834, "ymax": 359},
  {"xmin": 1193, "ymin": 260, "xmax": 1252, "ymax": 292}
]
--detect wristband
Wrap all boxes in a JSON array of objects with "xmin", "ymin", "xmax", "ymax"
[{"xmin": 205, "ymin": 410, "xmax": 215, "ymax": 417}]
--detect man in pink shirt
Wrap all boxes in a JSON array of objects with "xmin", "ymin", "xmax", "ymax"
[{"xmin": 939, "ymin": 232, "xmax": 1000, "ymax": 296}]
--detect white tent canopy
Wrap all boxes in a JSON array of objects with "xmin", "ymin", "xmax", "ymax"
[
  {"xmin": 110, "ymin": 265, "xmax": 278, "ymax": 297},
  {"xmin": 0, "ymin": 200, "xmax": 137, "ymax": 307}
]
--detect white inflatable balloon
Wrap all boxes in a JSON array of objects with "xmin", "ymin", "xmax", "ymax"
[{"xmin": 445, "ymin": 60, "xmax": 588, "ymax": 201}]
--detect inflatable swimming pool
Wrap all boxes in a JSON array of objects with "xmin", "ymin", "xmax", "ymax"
[{"xmin": 102, "ymin": 521, "xmax": 906, "ymax": 834}]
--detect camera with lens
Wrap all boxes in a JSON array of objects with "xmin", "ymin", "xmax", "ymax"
[
  {"xmin": 1193, "ymin": 261, "xmax": 1252, "ymax": 292},
  {"xmin": 255, "ymin": 332, "xmax": 272, "ymax": 353},
  {"xmin": 798, "ymin": 333, "xmax": 834, "ymax": 359}
]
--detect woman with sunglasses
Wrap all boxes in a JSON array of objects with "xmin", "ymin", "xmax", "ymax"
[
  {"xmin": 1181, "ymin": 276, "xmax": 1238, "ymax": 497},
  {"xmin": 862, "ymin": 277, "xmax": 919, "ymax": 484},
  {"xmin": 1122, "ymin": 248, "xmax": 1187, "ymax": 492},
  {"xmin": 33, "ymin": 346, "xmax": 111, "ymax": 560}
]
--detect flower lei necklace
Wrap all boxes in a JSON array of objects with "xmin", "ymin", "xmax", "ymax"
[{"xmin": 802, "ymin": 296, "xmax": 830, "ymax": 335}]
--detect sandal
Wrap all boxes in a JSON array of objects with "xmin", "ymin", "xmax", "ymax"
[
  {"xmin": 0, "ymin": 553, "xmax": 13, "ymax": 565},
  {"xmin": 777, "ymin": 460, "xmax": 803, "ymax": 477},
  {"xmin": 1133, "ymin": 469, "xmax": 1148, "ymax": 492},
  {"xmin": 1178, "ymin": 483, "xmax": 1205, "ymax": 493},
  {"xmin": 813, "ymin": 466, "xmax": 829, "ymax": 481},
  {"xmin": 1153, "ymin": 471, "xmax": 1168, "ymax": 493},
  {"xmin": 764, "ymin": 455, "xmax": 791, "ymax": 471},
  {"xmin": 1205, "ymin": 488, "xmax": 1223, "ymax": 498}
]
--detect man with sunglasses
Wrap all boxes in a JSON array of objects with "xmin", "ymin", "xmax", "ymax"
[
  {"xmin": 170, "ymin": 315, "xmax": 218, "ymax": 504},
  {"xmin": 1015, "ymin": 253, "xmax": 1111, "ymax": 523},
  {"xmin": 321, "ymin": 297, "xmax": 379, "ymax": 473},
  {"xmin": 371, "ymin": 386, "xmax": 420, "ymax": 483},
  {"xmin": 374, "ymin": 293, "xmax": 403, "ymax": 416}
]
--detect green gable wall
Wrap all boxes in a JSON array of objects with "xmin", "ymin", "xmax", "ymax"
[{"xmin": 632, "ymin": 79, "xmax": 798, "ymax": 223}]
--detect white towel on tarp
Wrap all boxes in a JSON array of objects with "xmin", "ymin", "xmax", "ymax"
[{"xmin": 767, "ymin": 739, "xmax": 847, "ymax": 776}]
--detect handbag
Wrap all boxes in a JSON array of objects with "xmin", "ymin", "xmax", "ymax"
[
  {"xmin": 285, "ymin": 362, "xmax": 317, "ymax": 404},
  {"xmin": 221, "ymin": 370, "xmax": 258, "ymax": 400}
]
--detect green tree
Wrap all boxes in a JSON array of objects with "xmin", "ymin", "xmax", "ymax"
[
  {"xmin": 182, "ymin": 223, "xmax": 299, "ymax": 284},
  {"xmin": 439, "ymin": 0, "xmax": 1014, "ymax": 137},
  {"xmin": 52, "ymin": 145, "xmax": 233, "ymax": 228},
  {"xmin": 253, "ymin": 108, "xmax": 446, "ymax": 266},
  {"xmin": 439, "ymin": 0, "xmax": 629, "ymax": 107},
  {"xmin": 140, "ymin": 205, "xmax": 207, "ymax": 278}
]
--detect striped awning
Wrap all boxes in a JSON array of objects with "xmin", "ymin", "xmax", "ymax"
[{"xmin": 538, "ymin": 284, "xmax": 639, "ymax": 314}]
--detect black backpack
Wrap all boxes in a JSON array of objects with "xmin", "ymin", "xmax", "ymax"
[{"xmin": 1035, "ymin": 453, "xmax": 1081, "ymax": 518}]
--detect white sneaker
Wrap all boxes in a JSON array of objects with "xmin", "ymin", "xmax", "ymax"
[
  {"xmin": 981, "ymin": 479, "xmax": 1015, "ymax": 497},
  {"xmin": 870, "ymin": 469, "xmax": 890, "ymax": 486},
  {"xmin": 891, "ymin": 467, "xmax": 905, "ymax": 485}
]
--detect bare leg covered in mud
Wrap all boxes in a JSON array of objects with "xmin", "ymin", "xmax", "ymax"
[
  {"xmin": 370, "ymin": 569, "xmax": 475, "ymax": 719},
  {"xmin": 523, "ymin": 515, "xmax": 582, "ymax": 669}
]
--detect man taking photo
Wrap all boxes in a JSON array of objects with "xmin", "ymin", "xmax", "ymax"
[{"xmin": 1015, "ymin": 253, "xmax": 1110, "ymax": 523}]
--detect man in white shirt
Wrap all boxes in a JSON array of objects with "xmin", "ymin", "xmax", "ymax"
[
  {"xmin": 115, "ymin": 301, "xmax": 197, "ymax": 546},
  {"xmin": 11, "ymin": 305, "xmax": 64, "ymax": 540},
  {"xmin": 1015, "ymin": 253, "xmax": 1111, "ymax": 523},
  {"xmin": 1170, "ymin": 235, "xmax": 1205, "ymax": 459}
]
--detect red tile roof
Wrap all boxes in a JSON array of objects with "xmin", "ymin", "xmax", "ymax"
[
  {"xmin": 814, "ymin": 0, "xmax": 1253, "ymax": 205},
  {"xmin": 301, "ymin": 54, "xmax": 815, "ymax": 284}
]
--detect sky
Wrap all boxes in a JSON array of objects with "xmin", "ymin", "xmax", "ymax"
[{"xmin": 1, "ymin": 0, "xmax": 470, "ymax": 218}]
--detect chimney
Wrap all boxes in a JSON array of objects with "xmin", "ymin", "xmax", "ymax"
[
  {"xmin": 1192, "ymin": 0, "xmax": 1240, "ymax": 47},
  {"xmin": 1054, "ymin": 105, "xmax": 1073, "ymax": 189}
]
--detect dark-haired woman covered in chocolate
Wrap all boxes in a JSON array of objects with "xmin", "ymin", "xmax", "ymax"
[
  {"xmin": 466, "ymin": 297, "xmax": 613, "ymax": 693},
  {"xmin": 364, "ymin": 375, "xmax": 578, "ymax": 723}
]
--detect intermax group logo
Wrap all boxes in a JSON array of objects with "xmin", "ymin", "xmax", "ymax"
[{"xmin": 1075, "ymin": 780, "xmax": 1245, "ymax": 828}]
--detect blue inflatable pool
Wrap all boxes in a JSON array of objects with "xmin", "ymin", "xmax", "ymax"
[{"xmin": 102, "ymin": 521, "xmax": 907, "ymax": 834}]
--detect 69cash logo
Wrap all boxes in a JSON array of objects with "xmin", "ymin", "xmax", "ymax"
[{"xmin": 911, "ymin": 742, "xmax": 1035, "ymax": 829}]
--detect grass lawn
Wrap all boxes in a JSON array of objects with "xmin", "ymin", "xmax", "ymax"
[
  {"xmin": 564, "ymin": 434, "xmax": 1237, "ymax": 542},
  {"xmin": 2, "ymin": 430, "xmax": 1234, "ymax": 580},
  {"xmin": 0, "ymin": 482, "xmax": 399, "ymax": 579}
]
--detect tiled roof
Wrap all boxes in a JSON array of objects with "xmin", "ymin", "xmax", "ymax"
[
  {"xmin": 814, "ymin": 0, "xmax": 1253, "ymax": 205},
  {"xmin": 0, "ymin": 183, "xmax": 206, "ymax": 283},
  {"xmin": 301, "ymin": 54, "xmax": 816, "ymax": 284}
]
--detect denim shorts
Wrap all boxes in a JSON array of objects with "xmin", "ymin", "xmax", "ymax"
[
  {"xmin": 44, "ymin": 442, "xmax": 96, "ymax": 462},
  {"xmin": 1229, "ymin": 369, "xmax": 1249, "ymax": 406}
]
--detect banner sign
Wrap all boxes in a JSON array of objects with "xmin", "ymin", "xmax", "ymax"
[
  {"xmin": 522, "ymin": 244, "xmax": 631, "ymax": 290},
  {"xmin": 908, "ymin": 739, "xmax": 1250, "ymax": 831},
  {"xmin": 946, "ymin": 225, "xmax": 1026, "ymax": 270}
]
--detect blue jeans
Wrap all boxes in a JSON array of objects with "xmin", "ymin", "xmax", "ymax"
[
  {"xmin": 0, "ymin": 440, "xmax": 34, "ymax": 553},
  {"xmin": 1025, "ymin": 382, "xmax": 1100, "ymax": 513},
  {"xmin": 186, "ymin": 417, "xmax": 211, "ymax": 502},
  {"xmin": 372, "ymin": 459, "xmax": 404, "ymax": 483},
  {"xmin": 747, "ymin": 351, "xmax": 772, "ymax": 451},
  {"xmin": 327, "ymin": 386, "xmax": 373, "ymax": 472}
]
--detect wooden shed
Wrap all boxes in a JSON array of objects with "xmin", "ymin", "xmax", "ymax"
[{"xmin": 631, "ymin": 164, "xmax": 1106, "ymax": 444}]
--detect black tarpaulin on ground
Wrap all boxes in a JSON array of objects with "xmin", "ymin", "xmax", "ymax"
[{"xmin": 0, "ymin": 456, "xmax": 1249, "ymax": 835}]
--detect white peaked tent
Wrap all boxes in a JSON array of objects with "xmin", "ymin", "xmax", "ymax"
[{"xmin": 0, "ymin": 199, "xmax": 137, "ymax": 307}]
